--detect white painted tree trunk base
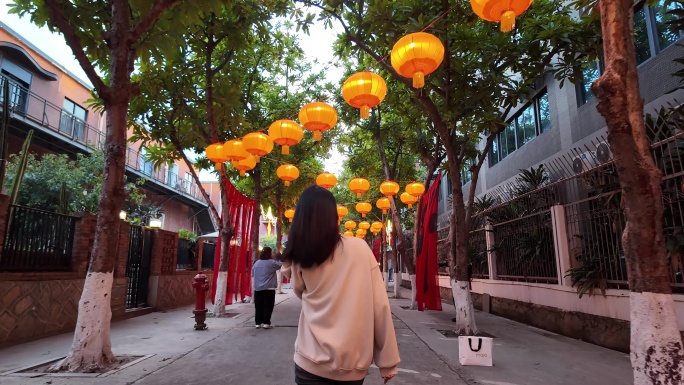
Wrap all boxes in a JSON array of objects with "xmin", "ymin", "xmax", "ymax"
[
  {"xmin": 630, "ymin": 292, "xmax": 684, "ymax": 384},
  {"xmin": 212, "ymin": 271, "xmax": 228, "ymax": 316},
  {"xmin": 393, "ymin": 272, "xmax": 402, "ymax": 299},
  {"xmin": 383, "ymin": 272, "xmax": 389, "ymax": 291},
  {"xmin": 276, "ymin": 270, "xmax": 284, "ymax": 294},
  {"xmin": 409, "ymin": 275, "xmax": 417, "ymax": 310},
  {"xmin": 49, "ymin": 272, "xmax": 116, "ymax": 372},
  {"xmin": 452, "ymin": 279, "xmax": 478, "ymax": 335}
]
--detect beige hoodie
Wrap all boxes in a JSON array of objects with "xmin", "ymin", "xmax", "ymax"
[{"xmin": 282, "ymin": 236, "xmax": 400, "ymax": 381}]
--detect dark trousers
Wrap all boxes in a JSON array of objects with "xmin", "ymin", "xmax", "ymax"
[
  {"xmin": 254, "ymin": 290, "xmax": 276, "ymax": 325},
  {"xmin": 295, "ymin": 365, "xmax": 365, "ymax": 385}
]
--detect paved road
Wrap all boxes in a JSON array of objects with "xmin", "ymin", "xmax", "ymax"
[{"xmin": 134, "ymin": 295, "xmax": 468, "ymax": 385}]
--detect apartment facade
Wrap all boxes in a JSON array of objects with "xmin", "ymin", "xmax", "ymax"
[{"xmin": 0, "ymin": 21, "xmax": 214, "ymax": 234}]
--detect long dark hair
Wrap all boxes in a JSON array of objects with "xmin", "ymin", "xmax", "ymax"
[{"xmin": 283, "ymin": 185, "xmax": 341, "ymax": 268}]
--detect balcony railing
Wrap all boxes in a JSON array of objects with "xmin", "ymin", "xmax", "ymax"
[{"xmin": 0, "ymin": 75, "xmax": 205, "ymax": 203}]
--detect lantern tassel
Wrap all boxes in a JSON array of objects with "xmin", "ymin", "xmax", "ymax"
[
  {"xmin": 412, "ymin": 72, "xmax": 425, "ymax": 88},
  {"xmin": 314, "ymin": 131, "xmax": 322, "ymax": 141},
  {"xmin": 362, "ymin": 213, "xmax": 366, "ymax": 218},
  {"xmin": 408, "ymin": 204, "xmax": 413, "ymax": 209},
  {"xmin": 282, "ymin": 145, "xmax": 290, "ymax": 155},
  {"xmin": 360, "ymin": 105, "xmax": 370, "ymax": 119},
  {"xmin": 501, "ymin": 10, "xmax": 516, "ymax": 32},
  {"xmin": 285, "ymin": 181, "xmax": 290, "ymax": 187},
  {"xmin": 255, "ymin": 155, "xmax": 260, "ymax": 163},
  {"xmin": 240, "ymin": 170, "xmax": 246, "ymax": 177},
  {"xmin": 356, "ymin": 192, "xmax": 362, "ymax": 198}
]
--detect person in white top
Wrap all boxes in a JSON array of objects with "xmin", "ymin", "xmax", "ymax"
[{"xmin": 282, "ymin": 185, "xmax": 400, "ymax": 384}]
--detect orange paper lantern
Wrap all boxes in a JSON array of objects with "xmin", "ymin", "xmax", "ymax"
[
  {"xmin": 470, "ymin": 0, "xmax": 534, "ymax": 32},
  {"xmin": 390, "ymin": 32, "xmax": 445, "ymax": 88},
  {"xmin": 379, "ymin": 180, "xmax": 400, "ymax": 197},
  {"xmin": 359, "ymin": 221, "xmax": 371, "ymax": 231},
  {"xmin": 356, "ymin": 202, "xmax": 372, "ymax": 218},
  {"xmin": 341, "ymin": 71, "xmax": 387, "ymax": 119},
  {"xmin": 299, "ymin": 101, "xmax": 338, "ymax": 141},
  {"xmin": 344, "ymin": 230, "xmax": 354, "ymax": 237},
  {"xmin": 348, "ymin": 177, "xmax": 371, "ymax": 198},
  {"xmin": 276, "ymin": 164, "xmax": 300, "ymax": 186},
  {"xmin": 268, "ymin": 119, "xmax": 304, "ymax": 155},
  {"xmin": 231, "ymin": 155, "xmax": 256, "ymax": 177},
  {"xmin": 356, "ymin": 228, "xmax": 367, "ymax": 238},
  {"xmin": 316, "ymin": 172, "xmax": 337, "ymax": 189},
  {"xmin": 284, "ymin": 208, "xmax": 295, "ymax": 222},
  {"xmin": 400, "ymin": 192, "xmax": 419, "ymax": 209},
  {"xmin": 337, "ymin": 205, "xmax": 348, "ymax": 222},
  {"xmin": 344, "ymin": 220, "xmax": 357, "ymax": 231},
  {"xmin": 242, "ymin": 132, "xmax": 272, "ymax": 162},
  {"xmin": 371, "ymin": 221, "xmax": 383, "ymax": 232},
  {"xmin": 376, "ymin": 197, "xmax": 391, "ymax": 214},
  {"xmin": 406, "ymin": 182, "xmax": 426, "ymax": 198},
  {"xmin": 206, "ymin": 143, "xmax": 229, "ymax": 166},
  {"xmin": 221, "ymin": 139, "xmax": 250, "ymax": 162}
]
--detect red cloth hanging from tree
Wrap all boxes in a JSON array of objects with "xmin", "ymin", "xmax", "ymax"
[
  {"xmin": 415, "ymin": 174, "xmax": 442, "ymax": 311},
  {"xmin": 211, "ymin": 178, "xmax": 256, "ymax": 304}
]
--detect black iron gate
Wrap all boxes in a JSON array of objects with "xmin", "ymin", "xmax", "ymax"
[{"xmin": 125, "ymin": 225, "xmax": 152, "ymax": 309}]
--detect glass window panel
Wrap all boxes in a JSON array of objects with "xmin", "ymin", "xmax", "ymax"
[
  {"xmin": 538, "ymin": 92, "xmax": 551, "ymax": 132},
  {"xmin": 499, "ymin": 132, "xmax": 508, "ymax": 159},
  {"xmin": 516, "ymin": 116, "xmax": 525, "ymax": 148},
  {"xmin": 63, "ymin": 99, "xmax": 75, "ymax": 113},
  {"xmin": 522, "ymin": 105, "xmax": 536, "ymax": 144},
  {"xmin": 505, "ymin": 122, "xmax": 516, "ymax": 154},
  {"xmin": 490, "ymin": 138, "xmax": 499, "ymax": 166},
  {"xmin": 634, "ymin": 6, "xmax": 652, "ymax": 64},
  {"xmin": 654, "ymin": 0, "xmax": 681, "ymax": 51},
  {"xmin": 73, "ymin": 105, "xmax": 87, "ymax": 121},
  {"xmin": 580, "ymin": 61, "xmax": 600, "ymax": 104}
]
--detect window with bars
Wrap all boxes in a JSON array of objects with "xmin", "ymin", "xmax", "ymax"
[{"xmin": 489, "ymin": 89, "xmax": 551, "ymax": 167}]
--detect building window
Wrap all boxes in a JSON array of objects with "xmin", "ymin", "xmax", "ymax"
[
  {"xmin": 578, "ymin": 1, "xmax": 683, "ymax": 105},
  {"xmin": 60, "ymin": 99, "xmax": 87, "ymax": 141},
  {"xmin": 461, "ymin": 159, "xmax": 472, "ymax": 186},
  {"xmin": 167, "ymin": 163, "xmax": 179, "ymax": 187},
  {"xmin": 578, "ymin": 60, "xmax": 602, "ymax": 105},
  {"xmin": 489, "ymin": 89, "xmax": 550, "ymax": 167},
  {"xmin": 184, "ymin": 173, "xmax": 193, "ymax": 194},
  {"xmin": 0, "ymin": 70, "xmax": 30, "ymax": 114},
  {"xmin": 139, "ymin": 147, "xmax": 153, "ymax": 175}
]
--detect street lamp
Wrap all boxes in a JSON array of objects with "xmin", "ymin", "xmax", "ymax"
[
  {"xmin": 119, "ymin": 210, "xmax": 127, "ymax": 220},
  {"xmin": 149, "ymin": 217, "xmax": 162, "ymax": 228}
]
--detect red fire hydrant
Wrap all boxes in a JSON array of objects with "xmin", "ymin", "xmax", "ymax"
[{"xmin": 193, "ymin": 273, "xmax": 209, "ymax": 330}]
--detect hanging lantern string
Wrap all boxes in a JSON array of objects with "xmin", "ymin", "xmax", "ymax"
[{"xmin": 366, "ymin": 3, "xmax": 459, "ymax": 71}]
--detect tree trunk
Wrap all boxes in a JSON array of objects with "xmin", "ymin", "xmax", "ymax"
[
  {"xmin": 593, "ymin": 1, "xmax": 684, "ymax": 382},
  {"xmin": 275, "ymin": 184, "xmax": 284, "ymax": 252},
  {"xmin": 389, "ymin": 198, "xmax": 403, "ymax": 298},
  {"xmin": 49, "ymin": 100, "xmax": 129, "ymax": 372},
  {"xmin": 447, "ymin": 153, "xmax": 477, "ymax": 335},
  {"xmin": 213, "ymin": 169, "xmax": 234, "ymax": 316},
  {"xmin": 251, "ymin": 166, "xmax": 262, "ymax": 264}
]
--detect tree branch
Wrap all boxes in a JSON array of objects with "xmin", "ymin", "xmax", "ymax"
[
  {"xmin": 131, "ymin": 0, "xmax": 181, "ymax": 41},
  {"xmin": 42, "ymin": 0, "xmax": 107, "ymax": 95}
]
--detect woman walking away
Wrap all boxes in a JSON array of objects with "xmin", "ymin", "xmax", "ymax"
[
  {"xmin": 282, "ymin": 186, "xmax": 400, "ymax": 384},
  {"xmin": 252, "ymin": 247, "xmax": 281, "ymax": 329}
]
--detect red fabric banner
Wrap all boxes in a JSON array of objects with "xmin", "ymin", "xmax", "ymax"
[
  {"xmin": 211, "ymin": 177, "xmax": 257, "ymax": 305},
  {"xmin": 415, "ymin": 174, "xmax": 442, "ymax": 311}
]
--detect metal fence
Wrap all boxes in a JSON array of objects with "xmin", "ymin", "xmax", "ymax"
[
  {"xmin": 202, "ymin": 242, "xmax": 216, "ymax": 270},
  {"xmin": 176, "ymin": 238, "xmax": 194, "ymax": 270},
  {"xmin": 469, "ymin": 228, "xmax": 489, "ymax": 279},
  {"xmin": 493, "ymin": 210, "xmax": 558, "ymax": 283},
  {"xmin": 0, "ymin": 205, "xmax": 76, "ymax": 271}
]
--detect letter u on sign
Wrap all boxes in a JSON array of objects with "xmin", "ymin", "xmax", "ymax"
[{"xmin": 458, "ymin": 336, "xmax": 493, "ymax": 366}]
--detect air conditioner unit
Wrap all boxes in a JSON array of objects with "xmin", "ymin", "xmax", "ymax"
[
  {"xmin": 595, "ymin": 141, "xmax": 612, "ymax": 163},
  {"xmin": 572, "ymin": 151, "xmax": 599, "ymax": 174}
]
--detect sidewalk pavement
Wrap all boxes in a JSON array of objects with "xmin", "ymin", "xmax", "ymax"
[{"xmin": 0, "ymin": 284, "xmax": 633, "ymax": 385}]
